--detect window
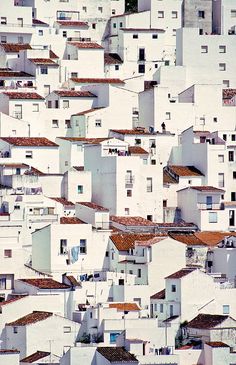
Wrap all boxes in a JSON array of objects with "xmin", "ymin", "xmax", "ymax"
[
  {"xmin": 219, "ymin": 45, "xmax": 226, "ymax": 53},
  {"xmin": 139, "ymin": 48, "xmax": 145, "ymax": 61},
  {"xmin": 65, "ymin": 119, "xmax": 71, "ymax": 128},
  {"xmin": 172, "ymin": 29, "xmax": 176, "ymax": 36},
  {"xmin": 82, "ymin": 6, "xmax": 87, "ymax": 12},
  {"xmin": 119, "ymin": 22, "xmax": 123, "ymax": 27},
  {"xmin": 113, "ymin": 23, "xmax": 117, "ymax": 29},
  {"xmin": 160, "ymin": 304, "xmax": 163, "ymax": 313},
  {"xmin": 152, "ymin": 34, "xmax": 158, "ymax": 39},
  {"xmin": 80, "ymin": 239, "xmax": 87, "ymax": 254},
  {"xmin": 115, "ymin": 64, "xmax": 119, "ymax": 71},
  {"xmin": 232, "ymin": 134, "xmax": 236, "ymax": 141},
  {"xmin": 219, "ymin": 63, "xmax": 226, "ymax": 71},
  {"xmin": 110, "ymin": 333, "xmax": 120, "ymax": 344},
  {"xmin": 4, "ymin": 249, "xmax": 12, "ymax": 258},
  {"xmin": 98, "ymin": 6, "xmax": 103, "ymax": 12},
  {"xmin": 165, "ymin": 112, "xmax": 171, "ymax": 120},
  {"xmin": 147, "ymin": 215, "xmax": 152, "ymax": 221},
  {"xmin": 125, "ymin": 208, "xmax": 130, "ymax": 215},
  {"xmin": 218, "ymin": 173, "xmax": 224, "ymax": 188},
  {"xmin": 229, "ymin": 151, "xmax": 234, "ymax": 162},
  {"xmin": 129, "ymin": 270, "xmax": 133, "ymax": 274},
  {"xmin": 40, "ymin": 66, "xmax": 48, "ymax": 74},
  {"xmin": 137, "ymin": 269, "xmax": 141, "ymax": 278},
  {"xmin": 151, "ymin": 160, "xmax": 156, "ymax": 165},
  {"xmin": 32, "ymin": 104, "xmax": 39, "ymax": 112},
  {"xmin": 14, "ymin": 205, "xmax": 20, "ymax": 210},
  {"xmin": 18, "ymin": 36, "xmax": 23, "ymax": 44},
  {"xmin": 14, "ymin": 104, "xmax": 22, "ymax": 119},
  {"xmin": 92, "ymin": 23, "xmax": 96, "ymax": 29},
  {"xmin": 1, "ymin": 36, "xmax": 7, "ymax": 43},
  {"xmin": 209, "ymin": 212, "xmax": 218, "ymax": 223},
  {"xmin": 172, "ymin": 11, "xmax": 178, "ymax": 18},
  {"xmin": 143, "ymin": 159, "xmax": 148, "ymax": 165},
  {"xmin": 65, "ymin": 161, "xmax": 68, "ymax": 166},
  {"xmin": 231, "ymin": 10, "xmax": 236, "ymax": 17},
  {"xmin": 95, "ymin": 119, "xmax": 102, "ymax": 127},
  {"xmin": 171, "ymin": 285, "xmax": 176, "ymax": 292},
  {"xmin": 78, "ymin": 185, "xmax": 83, "ymax": 194},
  {"xmin": 138, "ymin": 64, "xmax": 145, "ymax": 73},
  {"xmin": 112, "ymin": 9, "xmax": 115, "ymax": 15},
  {"xmin": 0, "ymin": 17, "xmax": 7, "ymax": 25},
  {"xmin": 25, "ymin": 151, "xmax": 32, "ymax": 158},
  {"xmin": 158, "ymin": 11, "xmax": 164, "ymax": 18},
  {"xmin": 223, "ymin": 134, "xmax": 227, "ymax": 141},
  {"xmin": 133, "ymin": 34, "xmax": 138, "ymax": 39},
  {"xmin": 64, "ymin": 326, "xmax": 71, "ymax": 333},
  {"xmin": 127, "ymin": 190, "xmax": 132, "ymax": 197},
  {"xmin": 198, "ymin": 10, "xmax": 205, "ymax": 18},
  {"xmin": 71, "ymin": 72, "xmax": 78, "ymax": 78},
  {"xmin": 233, "ymin": 172, "xmax": 236, "ymax": 179},
  {"xmin": 213, "ymin": 117, "xmax": 218, "ymax": 122},
  {"xmin": 223, "ymin": 305, "xmax": 230, "ymax": 314},
  {"xmin": 223, "ymin": 80, "xmax": 230, "ymax": 88},
  {"xmin": 231, "ymin": 192, "xmax": 236, "ymax": 201},
  {"xmin": 0, "ymin": 278, "xmax": 6, "ymax": 290},
  {"xmin": 55, "ymin": 100, "xmax": 59, "ymax": 109},
  {"xmin": 63, "ymin": 100, "xmax": 69, "ymax": 108},
  {"xmin": 52, "ymin": 119, "xmax": 59, "ymax": 128},
  {"xmin": 218, "ymin": 154, "xmax": 224, "ymax": 163},
  {"xmin": 62, "ymin": 31, "xmax": 67, "ymax": 38},
  {"xmin": 147, "ymin": 177, "xmax": 152, "ymax": 192},
  {"xmin": 229, "ymin": 210, "xmax": 235, "ymax": 226},
  {"xmin": 38, "ymin": 29, "xmax": 43, "ymax": 36},
  {"xmin": 201, "ymin": 45, "xmax": 208, "ymax": 53},
  {"xmin": 90, "ymin": 312, "xmax": 93, "ymax": 319},
  {"xmin": 60, "ymin": 239, "xmax": 67, "ymax": 254},
  {"xmin": 13, "ymin": 327, "xmax": 18, "ymax": 334}
]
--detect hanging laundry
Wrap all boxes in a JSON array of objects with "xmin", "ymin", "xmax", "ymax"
[{"xmin": 71, "ymin": 246, "xmax": 80, "ymax": 264}]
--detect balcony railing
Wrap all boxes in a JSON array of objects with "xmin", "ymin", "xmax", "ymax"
[
  {"xmin": 125, "ymin": 175, "xmax": 135, "ymax": 186},
  {"xmin": 197, "ymin": 203, "xmax": 224, "ymax": 210}
]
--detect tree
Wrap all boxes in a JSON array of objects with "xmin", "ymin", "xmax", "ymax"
[{"xmin": 125, "ymin": 0, "xmax": 137, "ymax": 12}]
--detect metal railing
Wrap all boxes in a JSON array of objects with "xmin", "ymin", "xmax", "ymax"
[{"xmin": 197, "ymin": 203, "xmax": 224, "ymax": 210}]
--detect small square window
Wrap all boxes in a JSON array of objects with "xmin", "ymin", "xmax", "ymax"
[
  {"xmin": 52, "ymin": 119, "xmax": 59, "ymax": 128},
  {"xmin": 62, "ymin": 31, "xmax": 67, "ymax": 38},
  {"xmin": 92, "ymin": 23, "xmax": 96, "ymax": 29},
  {"xmin": 82, "ymin": 6, "xmax": 87, "ymax": 12},
  {"xmin": 172, "ymin": 11, "xmax": 178, "ymax": 18},
  {"xmin": 213, "ymin": 117, "xmax": 218, "ymax": 122},
  {"xmin": 125, "ymin": 208, "xmax": 130, "ymax": 215},
  {"xmin": 218, "ymin": 154, "xmax": 224, "ymax": 163},
  {"xmin": 95, "ymin": 119, "xmax": 102, "ymax": 127},
  {"xmin": 233, "ymin": 171, "xmax": 236, "ymax": 179},
  {"xmin": 158, "ymin": 11, "xmax": 164, "ymax": 18},
  {"xmin": 165, "ymin": 112, "xmax": 171, "ymax": 120},
  {"xmin": 65, "ymin": 119, "xmax": 71, "ymax": 128},
  {"xmin": 13, "ymin": 327, "xmax": 18, "ymax": 334},
  {"xmin": 171, "ymin": 285, "xmax": 176, "ymax": 292},
  {"xmin": 32, "ymin": 103, "xmax": 39, "ymax": 112},
  {"xmin": 209, "ymin": 212, "xmax": 218, "ymax": 223},
  {"xmin": 63, "ymin": 326, "xmax": 71, "ymax": 333},
  {"xmin": 231, "ymin": 10, "xmax": 236, "ymax": 18},
  {"xmin": 133, "ymin": 34, "xmax": 138, "ymax": 39},
  {"xmin": 152, "ymin": 34, "xmax": 158, "ymax": 39},
  {"xmin": 172, "ymin": 29, "xmax": 176, "ymax": 36},
  {"xmin": 223, "ymin": 80, "xmax": 230, "ymax": 88},
  {"xmin": 219, "ymin": 45, "xmax": 226, "ymax": 53},
  {"xmin": 112, "ymin": 9, "xmax": 116, "ymax": 15},
  {"xmin": 138, "ymin": 64, "xmax": 145, "ymax": 73},
  {"xmin": 201, "ymin": 45, "xmax": 208, "ymax": 53},
  {"xmin": 4, "ymin": 249, "xmax": 12, "ymax": 258},
  {"xmin": 127, "ymin": 190, "xmax": 132, "ymax": 197},
  {"xmin": 25, "ymin": 151, "xmax": 33, "ymax": 158},
  {"xmin": 198, "ymin": 10, "xmax": 205, "ymax": 18},
  {"xmin": 232, "ymin": 134, "xmax": 236, "ymax": 141},
  {"xmin": 219, "ymin": 63, "xmax": 226, "ymax": 71},
  {"xmin": 98, "ymin": 6, "xmax": 103, "ymax": 12},
  {"xmin": 119, "ymin": 22, "xmax": 123, "ymax": 27},
  {"xmin": 40, "ymin": 66, "xmax": 48, "ymax": 75},
  {"xmin": 71, "ymin": 72, "xmax": 78, "ymax": 78},
  {"xmin": 38, "ymin": 29, "xmax": 43, "ymax": 36},
  {"xmin": 63, "ymin": 100, "xmax": 69, "ymax": 109},
  {"xmin": 78, "ymin": 185, "xmax": 83, "ymax": 194},
  {"xmin": 113, "ymin": 23, "xmax": 116, "ymax": 29},
  {"xmin": 80, "ymin": 239, "xmax": 87, "ymax": 254},
  {"xmin": 223, "ymin": 305, "xmax": 230, "ymax": 314},
  {"xmin": 115, "ymin": 65, "xmax": 119, "ymax": 70},
  {"xmin": 1, "ymin": 36, "xmax": 7, "ymax": 43}
]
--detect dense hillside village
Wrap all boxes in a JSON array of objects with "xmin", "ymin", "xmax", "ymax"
[{"xmin": 0, "ymin": 0, "xmax": 236, "ymax": 364}]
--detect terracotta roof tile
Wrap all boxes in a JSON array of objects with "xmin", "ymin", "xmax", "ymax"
[
  {"xmin": 57, "ymin": 20, "xmax": 88, "ymax": 27},
  {"xmin": 72, "ymin": 166, "xmax": 84, "ymax": 171},
  {"xmin": 121, "ymin": 28, "xmax": 165, "ymax": 32},
  {"xmin": 24, "ymin": 166, "xmax": 45, "ymax": 176},
  {"xmin": 54, "ymin": 90, "xmax": 96, "ymax": 97},
  {"xmin": 169, "ymin": 232, "xmax": 206, "ymax": 246},
  {"xmin": 167, "ymin": 165, "xmax": 204, "ymax": 177},
  {"xmin": 69, "ymin": 42, "xmax": 103, "ymax": 49},
  {"xmin": 128, "ymin": 146, "xmax": 149, "ymax": 155},
  {"xmin": 73, "ymin": 107, "xmax": 105, "ymax": 116},
  {"xmin": 190, "ymin": 186, "xmax": 224, "ymax": 192},
  {"xmin": 0, "ymin": 295, "xmax": 27, "ymax": 307},
  {"xmin": 71, "ymin": 77, "xmax": 124, "ymax": 84},
  {"xmin": 49, "ymin": 197, "xmax": 75, "ymax": 206},
  {"xmin": 6, "ymin": 311, "xmax": 53, "ymax": 326},
  {"xmin": 104, "ymin": 53, "xmax": 122, "ymax": 65},
  {"xmin": 0, "ymin": 349, "xmax": 20, "ymax": 353},
  {"xmin": 165, "ymin": 268, "xmax": 197, "ymax": 279},
  {"xmin": 60, "ymin": 217, "xmax": 85, "ymax": 224},
  {"xmin": 163, "ymin": 170, "xmax": 178, "ymax": 184},
  {"xmin": 21, "ymin": 351, "xmax": 50, "ymax": 363},
  {"xmin": 150, "ymin": 289, "xmax": 165, "ymax": 300},
  {"xmin": 110, "ymin": 233, "xmax": 167, "ymax": 251},
  {"xmin": 0, "ymin": 137, "xmax": 57, "ymax": 147},
  {"xmin": 32, "ymin": 19, "xmax": 48, "ymax": 26},
  {"xmin": 110, "ymin": 128, "xmax": 151, "ymax": 135},
  {"xmin": 19, "ymin": 278, "xmax": 70, "ymax": 289},
  {"xmin": 109, "ymin": 303, "xmax": 140, "ymax": 311},
  {"xmin": 65, "ymin": 275, "xmax": 81, "ymax": 287},
  {"xmin": 206, "ymin": 342, "xmax": 229, "ymax": 348},
  {"xmin": 187, "ymin": 314, "xmax": 229, "ymax": 329},
  {"xmin": 97, "ymin": 347, "xmax": 138, "ymax": 363},
  {"xmin": 3, "ymin": 92, "xmax": 43, "ymax": 100},
  {"xmin": 29, "ymin": 58, "xmax": 58, "ymax": 65},
  {"xmin": 0, "ymin": 43, "xmax": 31, "ymax": 52},
  {"xmin": 223, "ymin": 89, "xmax": 236, "ymax": 100},
  {"xmin": 111, "ymin": 216, "xmax": 157, "ymax": 227},
  {"xmin": 78, "ymin": 202, "xmax": 109, "ymax": 212},
  {"xmin": 169, "ymin": 231, "xmax": 236, "ymax": 247},
  {"xmin": 49, "ymin": 50, "xmax": 59, "ymax": 59},
  {"xmin": 0, "ymin": 71, "xmax": 34, "ymax": 78},
  {"xmin": 58, "ymin": 137, "xmax": 108, "ymax": 143}
]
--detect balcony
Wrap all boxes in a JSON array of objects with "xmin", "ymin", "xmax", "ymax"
[
  {"xmin": 67, "ymin": 37, "xmax": 92, "ymax": 42},
  {"xmin": 197, "ymin": 203, "xmax": 224, "ymax": 210}
]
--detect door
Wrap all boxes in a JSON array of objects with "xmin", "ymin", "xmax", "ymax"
[
  {"xmin": 170, "ymin": 305, "xmax": 173, "ymax": 317},
  {"xmin": 17, "ymin": 18, "xmax": 23, "ymax": 27},
  {"xmin": 139, "ymin": 48, "xmax": 145, "ymax": 61},
  {"xmin": 206, "ymin": 196, "xmax": 212, "ymax": 210}
]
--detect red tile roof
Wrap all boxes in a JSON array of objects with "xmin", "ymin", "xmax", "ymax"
[
  {"xmin": 6, "ymin": 311, "xmax": 53, "ymax": 326},
  {"xmin": 0, "ymin": 137, "xmax": 58, "ymax": 147},
  {"xmin": 0, "ymin": 295, "xmax": 27, "ymax": 306},
  {"xmin": 163, "ymin": 170, "xmax": 178, "ymax": 184},
  {"xmin": 54, "ymin": 90, "xmax": 96, "ymax": 97},
  {"xmin": 190, "ymin": 186, "xmax": 225, "ymax": 192},
  {"xmin": 58, "ymin": 137, "xmax": 108, "ymax": 144},
  {"xmin": 187, "ymin": 314, "xmax": 229, "ymax": 329},
  {"xmin": 3, "ymin": 92, "xmax": 44, "ymax": 100},
  {"xmin": 0, "ymin": 43, "xmax": 32, "ymax": 52},
  {"xmin": 205, "ymin": 342, "xmax": 229, "ymax": 348},
  {"xmin": 121, "ymin": 28, "xmax": 165, "ymax": 32},
  {"xmin": 0, "ymin": 71, "xmax": 34, "ymax": 78},
  {"xmin": 111, "ymin": 216, "xmax": 157, "ymax": 226},
  {"xmin": 21, "ymin": 351, "xmax": 50, "ymax": 363},
  {"xmin": 110, "ymin": 233, "xmax": 167, "ymax": 251},
  {"xmin": 73, "ymin": 166, "xmax": 84, "ymax": 171},
  {"xmin": 65, "ymin": 275, "xmax": 81, "ymax": 287},
  {"xmin": 49, "ymin": 50, "xmax": 59, "ymax": 59},
  {"xmin": 165, "ymin": 268, "xmax": 196, "ymax": 279},
  {"xmin": 57, "ymin": 20, "xmax": 88, "ymax": 27},
  {"xmin": 69, "ymin": 42, "xmax": 103, "ymax": 49},
  {"xmin": 0, "ymin": 349, "xmax": 20, "ymax": 353},
  {"xmin": 19, "ymin": 278, "xmax": 70, "ymax": 289},
  {"xmin": 32, "ymin": 19, "xmax": 48, "ymax": 26},
  {"xmin": 29, "ymin": 58, "xmax": 58, "ymax": 65},
  {"xmin": 71, "ymin": 77, "xmax": 124, "ymax": 84},
  {"xmin": 169, "ymin": 232, "xmax": 206, "ymax": 246},
  {"xmin": 97, "ymin": 347, "xmax": 138, "ymax": 363},
  {"xmin": 167, "ymin": 165, "xmax": 204, "ymax": 177},
  {"xmin": 110, "ymin": 128, "xmax": 151, "ymax": 135},
  {"xmin": 150, "ymin": 289, "xmax": 165, "ymax": 300},
  {"xmin": 104, "ymin": 53, "xmax": 122, "ymax": 65},
  {"xmin": 73, "ymin": 107, "xmax": 104, "ymax": 116},
  {"xmin": 60, "ymin": 217, "xmax": 85, "ymax": 224},
  {"xmin": 169, "ymin": 231, "xmax": 236, "ymax": 247},
  {"xmin": 128, "ymin": 146, "xmax": 149, "ymax": 155},
  {"xmin": 223, "ymin": 89, "xmax": 236, "ymax": 100},
  {"xmin": 109, "ymin": 303, "xmax": 140, "ymax": 311},
  {"xmin": 78, "ymin": 201, "xmax": 109, "ymax": 212},
  {"xmin": 49, "ymin": 197, "xmax": 75, "ymax": 206}
]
